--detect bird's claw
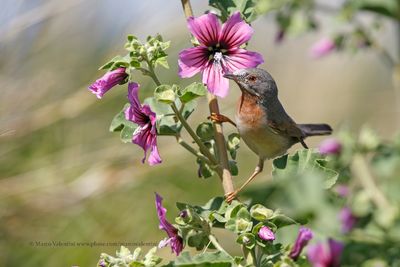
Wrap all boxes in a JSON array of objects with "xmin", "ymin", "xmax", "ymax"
[
  {"xmin": 208, "ymin": 112, "xmax": 222, "ymax": 123},
  {"xmin": 208, "ymin": 113, "xmax": 237, "ymax": 127},
  {"xmin": 225, "ymin": 190, "xmax": 238, "ymax": 204}
]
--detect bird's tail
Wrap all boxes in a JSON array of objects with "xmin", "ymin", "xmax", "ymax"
[{"xmin": 299, "ymin": 124, "xmax": 332, "ymax": 137}]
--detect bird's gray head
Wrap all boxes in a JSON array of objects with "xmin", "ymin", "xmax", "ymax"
[{"xmin": 223, "ymin": 68, "xmax": 278, "ymax": 98}]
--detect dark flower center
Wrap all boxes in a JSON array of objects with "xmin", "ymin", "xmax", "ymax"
[{"xmin": 208, "ymin": 43, "xmax": 228, "ymax": 56}]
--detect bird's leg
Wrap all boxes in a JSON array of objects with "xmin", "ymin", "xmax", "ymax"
[
  {"xmin": 208, "ymin": 112, "xmax": 237, "ymax": 127},
  {"xmin": 225, "ymin": 158, "xmax": 264, "ymax": 203}
]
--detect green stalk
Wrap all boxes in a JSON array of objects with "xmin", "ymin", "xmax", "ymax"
[
  {"xmin": 208, "ymin": 235, "xmax": 228, "ymax": 254},
  {"xmin": 175, "ymin": 135, "xmax": 213, "ymax": 166},
  {"xmin": 171, "ymin": 103, "xmax": 219, "ymax": 166},
  {"xmin": 144, "ymin": 58, "xmax": 219, "ymax": 168}
]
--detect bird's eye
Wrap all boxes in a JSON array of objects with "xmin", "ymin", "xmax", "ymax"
[{"xmin": 247, "ymin": 75, "xmax": 257, "ymax": 82}]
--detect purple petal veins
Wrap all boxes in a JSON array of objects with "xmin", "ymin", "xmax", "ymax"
[
  {"xmin": 178, "ymin": 12, "xmax": 264, "ymax": 97},
  {"xmin": 125, "ymin": 83, "xmax": 161, "ymax": 165}
]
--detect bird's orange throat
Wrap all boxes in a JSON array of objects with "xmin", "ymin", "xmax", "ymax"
[{"xmin": 237, "ymin": 92, "xmax": 265, "ymax": 128}]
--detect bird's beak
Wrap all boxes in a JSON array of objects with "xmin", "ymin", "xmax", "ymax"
[{"xmin": 223, "ymin": 72, "xmax": 237, "ymax": 81}]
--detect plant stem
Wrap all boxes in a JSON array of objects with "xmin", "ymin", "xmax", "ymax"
[
  {"xmin": 144, "ymin": 58, "xmax": 220, "ymax": 168},
  {"xmin": 144, "ymin": 61, "xmax": 161, "ymax": 86},
  {"xmin": 242, "ymin": 246, "xmax": 256, "ymax": 266},
  {"xmin": 179, "ymin": 0, "xmax": 234, "ymax": 195},
  {"xmin": 351, "ymin": 153, "xmax": 390, "ymax": 209},
  {"xmin": 171, "ymin": 103, "xmax": 219, "ymax": 167},
  {"xmin": 208, "ymin": 235, "xmax": 228, "ymax": 254},
  {"xmin": 208, "ymin": 96, "xmax": 235, "ymax": 193},
  {"xmin": 175, "ymin": 135, "xmax": 213, "ymax": 166}
]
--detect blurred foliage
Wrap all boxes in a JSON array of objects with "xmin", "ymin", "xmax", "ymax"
[{"xmin": 0, "ymin": 0, "xmax": 399, "ymax": 266}]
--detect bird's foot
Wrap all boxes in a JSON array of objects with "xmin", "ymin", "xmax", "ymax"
[
  {"xmin": 208, "ymin": 113, "xmax": 237, "ymax": 127},
  {"xmin": 225, "ymin": 190, "xmax": 239, "ymax": 204}
]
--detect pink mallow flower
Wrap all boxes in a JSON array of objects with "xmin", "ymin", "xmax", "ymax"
[
  {"xmin": 88, "ymin": 67, "xmax": 128, "ymax": 99},
  {"xmin": 155, "ymin": 193, "xmax": 184, "ymax": 256},
  {"xmin": 307, "ymin": 239, "xmax": 344, "ymax": 267},
  {"xmin": 258, "ymin": 226, "xmax": 275, "ymax": 241},
  {"xmin": 178, "ymin": 12, "xmax": 264, "ymax": 97},
  {"xmin": 125, "ymin": 82, "xmax": 162, "ymax": 166},
  {"xmin": 289, "ymin": 227, "xmax": 313, "ymax": 260},
  {"xmin": 310, "ymin": 38, "xmax": 336, "ymax": 58},
  {"xmin": 319, "ymin": 138, "xmax": 342, "ymax": 155}
]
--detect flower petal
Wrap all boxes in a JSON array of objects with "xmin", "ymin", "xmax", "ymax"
[
  {"xmin": 202, "ymin": 62, "xmax": 229, "ymax": 98},
  {"xmin": 289, "ymin": 227, "xmax": 313, "ymax": 260},
  {"xmin": 328, "ymin": 239, "xmax": 344, "ymax": 266},
  {"xmin": 258, "ymin": 226, "xmax": 275, "ymax": 241},
  {"xmin": 132, "ymin": 125, "xmax": 152, "ymax": 163},
  {"xmin": 220, "ymin": 12, "xmax": 254, "ymax": 48},
  {"xmin": 307, "ymin": 242, "xmax": 328, "ymax": 266},
  {"xmin": 155, "ymin": 193, "xmax": 178, "ymax": 237},
  {"xmin": 155, "ymin": 193, "xmax": 184, "ymax": 255},
  {"xmin": 125, "ymin": 83, "xmax": 151, "ymax": 126},
  {"xmin": 187, "ymin": 13, "xmax": 220, "ymax": 46},
  {"xmin": 225, "ymin": 49, "xmax": 264, "ymax": 71},
  {"xmin": 88, "ymin": 68, "xmax": 127, "ymax": 99},
  {"xmin": 310, "ymin": 38, "xmax": 336, "ymax": 58},
  {"xmin": 178, "ymin": 46, "xmax": 209, "ymax": 78},
  {"xmin": 148, "ymin": 142, "xmax": 162, "ymax": 166}
]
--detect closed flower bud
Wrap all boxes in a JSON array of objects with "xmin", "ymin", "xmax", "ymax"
[{"xmin": 258, "ymin": 226, "xmax": 275, "ymax": 241}]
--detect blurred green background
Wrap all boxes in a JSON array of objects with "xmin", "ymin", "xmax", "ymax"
[{"xmin": 0, "ymin": 0, "xmax": 398, "ymax": 266}]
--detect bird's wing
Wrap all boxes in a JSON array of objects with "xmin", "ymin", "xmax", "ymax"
[
  {"xmin": 267, "ymin": 118, "xmax": 304, "ymax": 138},
  {"xmin": 268, "ymin": 119, "xmax": 309, "ymax": 148}
]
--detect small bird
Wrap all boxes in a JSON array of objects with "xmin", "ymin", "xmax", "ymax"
[{"xmin": 211, "ymin": 68, "xmax": 332, "ymax": 202}]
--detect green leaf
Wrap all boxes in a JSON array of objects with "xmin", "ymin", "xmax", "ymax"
[
  {"xmin": 154, "ymin": 56, "xmax": 169, "ymax": 69},
  {"xmin": 227, "ymin": 133, "xmax": 240, "ymax": 160},
  {"xmin": 143, "ymin": 247, "xmax": 162, "ymax": 266},
  {"xmin": 224, "ymin": 201, "xmax": 245, "ymax": 220},
  {"xmin": 109, "ymin": 104, "xmax": 129, "ymax": 132},
  {"xmin": 196, "ymin": 122, "xmax": 214, "ymax": 141},
  {"xmin": 120, "ymin": 123, "xmax": 137, "ymax": 143},
  {"xmin": 272, "ymin": 149, "xmax": 339, "ymax": 189},
  {"xmin": 228, "ymin": 160, "xmax": 238, "ymax": 176},
  {"xmin": 270, "ymin": 210, "xmax": 297, "ymax": 228},
  {"xmin": 174, "ymin": 251, "xmax": 233, "ymax": 266},
  {"xmin": 236, "ymin": 233, "xmax": 256, "ymax": 249},
  {"xmin": 250, "ymin": 204, "xmax": 274, "ymax": 221},
  {"xmin": 225, "ymin": 207, "xmax": 252, "ymax": 233},
  {"xmin": 144, "ymin": 97, "xmax": 179, "ymax": 136},
  {"xmin": 178, "ymin": 82, "xmax": 207, "ymax": 103},
  {"xmin": 99, "ymin": 55, "xmax": 130, "ymax": 71},
  {"xmin": 109, "ymin": 104, "xmax": 139, "ymax": 143},
  {"xmin": 196, "ymin": 158, "xmax": 215, "ymax": 179},
  {"xmin": 209, "ymin": 0, "xmax": 259, "ymax": 23},
  {"xmin": 154, "ymin": 84, "xmax": 177, "ymax": 104},
  {"xmin": 348, "ymin": 0, "xmax": 400, "ymax": 19}
]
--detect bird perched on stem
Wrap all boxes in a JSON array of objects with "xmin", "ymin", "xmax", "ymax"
[{"xmin": 210, "ymin": 68, "xmax": 332, "ymax": 203}]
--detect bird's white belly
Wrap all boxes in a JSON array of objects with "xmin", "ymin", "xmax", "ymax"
[{"xmin": 236, "ymin": 116, "xmax": 290, "ymax": 160}]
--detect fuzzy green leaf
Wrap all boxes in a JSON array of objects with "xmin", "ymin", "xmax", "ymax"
[
  {"xmin": 196, "ymin": 122, "xmax": 214, "ymax": 141},
  {"xmin": 227, "ymin": 133, "xmax": 240, "ymax": 160},
  {"xmin": 174, "ymin": 251, "xmax": 233, "ymax": 266},
  {"xmin": 178, "ymin": 82, "xmax": 207, "ymax": 103},
  {"xmin": 154, "ymin": 84, "xmax": 177, "ymax": 104},
  {"xmin": 250, "ymin": 204, "xmax": 274, "ymax": 221},
  {"xmin": 272, "ymin": 149, "xmax": 339, "ymax": 189}
]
